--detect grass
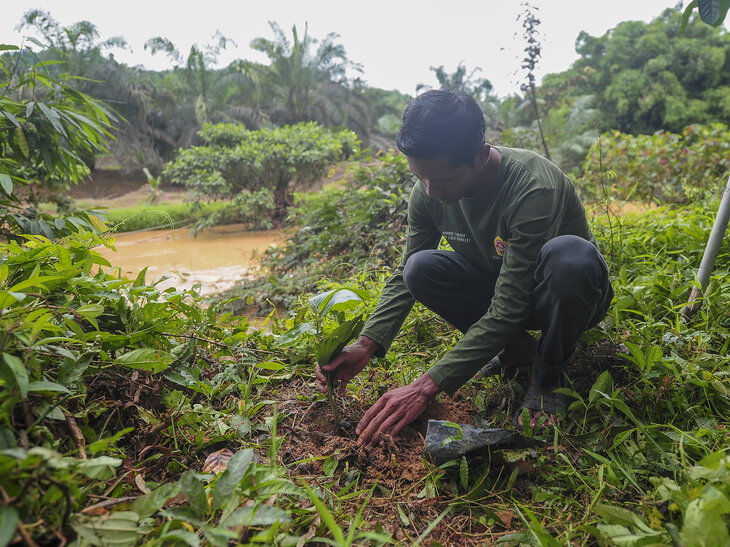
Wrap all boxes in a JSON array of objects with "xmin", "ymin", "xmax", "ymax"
[{"xmin": 90, "ymin": 201, "xmax": 230, "ymax": 232}]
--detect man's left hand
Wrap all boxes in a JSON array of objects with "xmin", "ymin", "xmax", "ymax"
[{"xmin": 356, "ymin": 372, "xmax": 441, "ymax": 447}]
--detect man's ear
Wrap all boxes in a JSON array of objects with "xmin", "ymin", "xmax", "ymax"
[{"xmin": 477, "ymin": 144, "xmax": 491, "ymax": 168}]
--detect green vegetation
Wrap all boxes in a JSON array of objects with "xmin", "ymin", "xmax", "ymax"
[
  {"xmin": 163, "ymin": 122, "xmax": 358, "ymax": 226},
  {"xmin": 94, "ymin": 201, "xmax": 230, "ymax": 233},
  {"xmin": 579, "ymin": 123, "xmax": 730, "ymax": 202}
]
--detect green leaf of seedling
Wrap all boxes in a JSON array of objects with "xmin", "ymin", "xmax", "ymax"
[
  {"xmin": 223, "ymin": 505, "xmax": 291, "ymax": 527},
  {"xmin": 212, "ymin": 449, "xmax": 253, "ymax": 509},
  {"xmin": 0, "ymin": 45, "xmax": 20, "ymax": 51},
  {"xmin": 158, "ymin": 529, "xmax": 200, "ymax": 547},
  {"xmin": 309, "ymin": 287, "xmax": 366, "ymax": 318},
  {"xmin": 87, "ymin": 427, "xmax": 133, "ymax": 455},
  {"xmin": 316, "ymin": 315, "xmax": 364, "ymax": 367}
]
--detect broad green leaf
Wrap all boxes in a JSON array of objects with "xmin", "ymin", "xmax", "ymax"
[
  {"xmin": 15, "ymin": 127, "xmax": 28, "ymax": 158},
  {"xmin": 114, "ymin": 348, "xmax": 173, "ymax": 373},
  {"xmin": 77, "ymin": 303, "xmax": 104, "ymax": 329},
  {"xmin": 37, "ymin": 102, "xmax": 66, "ymax": 137},
  {"xmin": 680, "ymin": 487, "xmax": 730, "ymax": 546},
  {"xmin": 323, "ymin": 456, "xmax": 338, "ymax": 477},
  {"xmin": 595, "ymin": 504, "xmax": 654, "ymax": 534},
  {"xmin": 212, "ymin": 449, "xmax": 253, "ymax": 509},
  {"xmin": 87, "ymin": 213, "xmax": 109, "ymax": 233},
  {"xmin": 181, "ymin": 471, "xmax": 207, "ymax": 518},
  {"xmin": 0, "ymin": 174, "xmax": 12, "ymax": 195},
  {"xmin": 316, "ymin": 315, "xmax": 364, "ymax": 366},
  {"xmin": 159, "ymin": 529, "xmax": 200, "ymax": 547},
  {"xmin": 0, "ymin": 506, "xmax": 18, "ymax": 547},
  {"xmin": 77, "ymin": 456, "xmax": 122, "ymax": 479},
  {"xmin": 274, "ymin": 322, "xmax": 316, "ymax": 346},
  {"xmin": 72, "ymin": 511, "xmax": 142, "ymax": 546},
  {"xmin": 0, "ymin": 45, "xmax": 20, "ymax": 51},
  {"xmin": 27, "ymin": 381, "xmax": 70, "ymax": 394},
  {"xmin": 698, "ymin": 0, "xmax": 730, "ymax": 25},
  {"xmin": 0, "ymin": 291, "xmax": 26, "ymax": 308},
  {"xmin": 0, "ymin": 427, "xmax": 17, "ymax": 450},
  {"xmin": 132, "ymin": 481, "xmax": 182, "ymax": 519},
  {"xmin": 1, "ymin": 353, "xmax": 29, "ymax": 399},
  {"xmin": 223, "ymin": 505, "xmax": 291, "ymax": 527},
  {"xmin": 134, "ymin": 267, "xmax": 148, "ymax": 287},
  {"xmin": 589, "ymin": 370, "xmax": 613, "ymax": 403},
  {"xmin": 309, "ymin": 287, "xmax": 366, "ymax": 317}
]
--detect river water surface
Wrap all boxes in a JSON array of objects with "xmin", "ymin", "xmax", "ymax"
[{"xmin": 96, "ymin": 224, "xmax": 283, "ymax": 296}]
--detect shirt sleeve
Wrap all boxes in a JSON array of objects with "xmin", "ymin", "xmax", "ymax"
[
  {"xmin": 360, "ymin": 183, "xmax": 441, "ymax": 356},
  {"xmin": 427, "ymin": 187, "xmax": 564, "ymax": 394}
]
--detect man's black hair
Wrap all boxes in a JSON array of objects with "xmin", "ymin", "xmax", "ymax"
[{"xmin": 395, "ymin": 89, "xmax": 486, "ymax": 167}]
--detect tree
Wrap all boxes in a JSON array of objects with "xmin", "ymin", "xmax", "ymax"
[
  {"xmin": 162, "ymin": 122, "xmax": 359, "ymax": 224},
  {"xmin": 565, "ymin": 8, "xmax": 730, "ymax": 134},
  {"xmin": 681, "ymin": 0, "xmax": 730, "ymax": 33},
  {"xmin": 15, "ymin": 9, "xmax": 127, "ymax": 88},
  {"xmin": 248, "ymin": 23, "xmax": 371, "ymax": 142},
  {"xmin": 0, "ymin": 42, "xmax": 115, "ymax": 239},
  {"xmin": 145, "ymin": 32, "xmax": 238, "ymax": 125}
]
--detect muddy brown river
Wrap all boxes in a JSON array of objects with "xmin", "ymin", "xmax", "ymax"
[{"xmin": 96, "ymin": 224, "xmax": 283, "ymax": 296}]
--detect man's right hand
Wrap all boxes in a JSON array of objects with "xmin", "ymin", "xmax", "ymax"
[{"xmin": 315, "ymin": 335, "xmax": 378, "ymax": 396}]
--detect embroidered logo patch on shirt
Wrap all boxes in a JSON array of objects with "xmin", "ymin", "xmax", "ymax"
[{"xmin": 494, "ymin": 236, "xmax": 508, "ymax": 256}]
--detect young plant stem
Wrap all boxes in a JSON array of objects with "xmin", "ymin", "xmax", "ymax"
[{"xmin": 325, "ymin": 372, "xmax": 340, "ymax": 428}]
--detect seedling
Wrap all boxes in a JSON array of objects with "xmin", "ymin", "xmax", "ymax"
[{"xmin": 308, "ymin": 288, "xmax": 366, "ymax": 427}]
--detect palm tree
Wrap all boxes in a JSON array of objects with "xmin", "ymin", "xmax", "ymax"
[{"xmin": 249, "ymin": 22, "xmax": 371, "ymax": 142}]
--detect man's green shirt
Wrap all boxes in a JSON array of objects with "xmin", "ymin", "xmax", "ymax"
[{"xmin": 360, "ymin": 146, "xmax": 597, "ymax": 395}]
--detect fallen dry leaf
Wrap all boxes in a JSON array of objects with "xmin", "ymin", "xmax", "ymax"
[
  {"xmin": 203, "ymin": 448, "xmax": 234, "ymax": 473},
  {"xmin": 134, "ymin": 473, "xmax": 150, "ymax": 494}
]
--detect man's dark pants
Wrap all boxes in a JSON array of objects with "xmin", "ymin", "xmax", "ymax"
[{"xmin": 402, "ymin": 235, "xmax": 614, "ymax": 388}]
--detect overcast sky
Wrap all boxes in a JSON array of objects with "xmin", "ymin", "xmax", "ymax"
[{"xmin": 2, "ymin": 1, "xmax": 725, "ymax": 98}]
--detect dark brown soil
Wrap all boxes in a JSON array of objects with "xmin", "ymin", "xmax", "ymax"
[{"xmin": 265, "ymin": 378, "xmax": 524, "ymax": 545}]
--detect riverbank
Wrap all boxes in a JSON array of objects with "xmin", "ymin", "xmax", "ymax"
[{"xmin": 97, "ymin": 224, "xmax": 283, "ymax": 296}]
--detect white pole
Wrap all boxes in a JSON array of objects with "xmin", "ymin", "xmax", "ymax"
[{"xmin": 682, "ymin": 175, "xmax": 730, "ymax": 318}]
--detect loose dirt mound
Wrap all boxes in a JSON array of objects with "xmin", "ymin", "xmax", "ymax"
[{"xmin": 265, "ymin": 379, "xmax": 523, "ymax": 545}]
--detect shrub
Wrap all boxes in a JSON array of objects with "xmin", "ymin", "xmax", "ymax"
[
  {"xmin": 578, "ymin": 123, "xmax": 730, "ymax": 202},
  {"xmin": 162, "ymin": 122, "xmax": 360, "ymax": 223}
]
